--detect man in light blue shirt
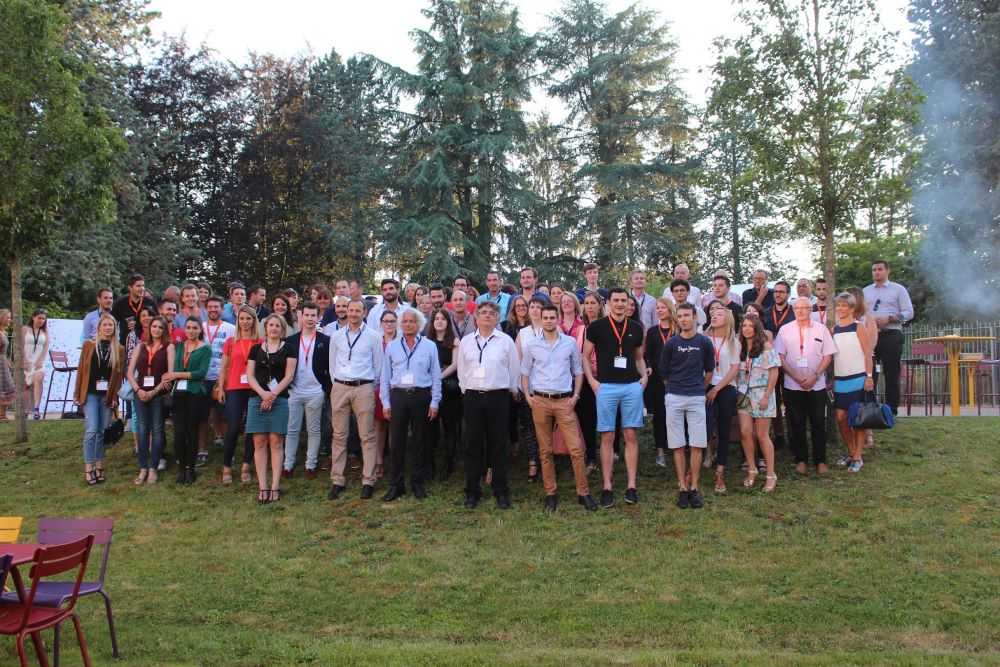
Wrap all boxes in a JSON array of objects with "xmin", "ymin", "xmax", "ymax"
[
  {"xmin": 379, "ymin": 310, "xmax": 441, "ymax": 502},
  {"xmin": 81, "ymin": 288, "xmax": 114, "ymax": 344},
  {"xmin": 475, "ymin": 270, "xmax": 512, "ymax": 320},
  {"xmin": 863, "ymin": 259, "xmax": 914, "ymax": 416}
]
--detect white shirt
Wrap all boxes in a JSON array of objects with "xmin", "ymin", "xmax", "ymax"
[
  {"xmin": 322, "ymin": 320, "xmax": 347, "ymax": 337},
  {"xmin": 365, "ymin": 301, "xmax": 411, "ymax": 329},
  {"xmin": 330, "ymin": 324, "xmax": 383, "ymax": 383},
  {"xmin": 291, "ymin": 332, "xmax": 324, "ymax": 396},
  {"xmin": 204, "ymin": 320, "xmax": 237, "ymax": 382},
  {"xmin": 631, "ymin": 291, "xmax": 658, "ymax": 329},
  {"xmin": 457, "ymin": 329, "xmax": 520, "ymax": 392},
  {"xmin": 664, "ymin": 284, "xmax": 704, "ymax": 307},
  {"xmin": 707, "ymin": 333, "xmax": 740, "ymax": 387}
]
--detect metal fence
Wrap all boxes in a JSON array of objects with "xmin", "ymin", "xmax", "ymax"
[{"xmin": 902, "ymin": 321, "xmax": 1000, "ymax": 359}]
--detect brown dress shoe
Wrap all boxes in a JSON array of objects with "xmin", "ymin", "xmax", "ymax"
[
  {"xmin": 321, "ymin": 458, "xmax": 333, "ymax": 470},
  {"xmin": 304, "ymin": 468, "xmax": 317, "ymax": 480}
]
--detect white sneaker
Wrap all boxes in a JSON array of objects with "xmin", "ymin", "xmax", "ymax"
[
  {"xmin": 157, "ymin": 458, "xmax": 167, "ymax": 471},
  {"xmin": 655, "ymin": 453, "xmax": 667, "ymax": 467}
]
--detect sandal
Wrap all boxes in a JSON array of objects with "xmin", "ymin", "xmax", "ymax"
[
  {"xmin": 714, "ymin": 470, "xmax": 726, "ymax": 494},
  {"xmin": 257, "ymin": 488, "xmax": 271, "ymax": 505},
  {"xmin": 527, "ymin": 461, "xmax": 538, "ymax": 484},
  {"xmin": 147, "ymin": 470, "xmax": 158, "ymax": 484},
  {"xmin": 134, "ymin": 470, "xmax": 148, "ymax": 485},
  {"xmin": 743, "ymin": 469, "xmax": 758, "ymax": 489},
  {"xmin": 94, "ymin": 468, "xmax": 106, "ymax": 484},
  {"xmin": 586, "ymin": 461, "xmax": 597, "ymax": 476},
  {"xmin": 240, "ymin": 465, "xmax": 253, "ymax": 484},
  {"xmin": 763, "ymin": 474, "xmax": 778, "ymax": 493},
  {"xmin": 222, "ymin": 469, "xmax": 233, "ymax": 485},
  {"xmin": 270, "ymin": 488, "xmax": 281, "ymax": 503},
  {"xmin": 86, "ymin": 470, "xmax": 99, "ymax": 486}
]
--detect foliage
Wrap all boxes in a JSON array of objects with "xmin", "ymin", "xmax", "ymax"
[
  {"xmin": 2, "ymin": 417, "xmax": 999, "ymax": 664},
  {"xmin": 829, "ymin": 236, "xmax": 935, "ymax": 319}
]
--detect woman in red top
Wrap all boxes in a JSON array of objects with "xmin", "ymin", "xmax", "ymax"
[
  {"xmin": 127, "ymin": 316, "xmax": 174, "ymax": 484},
  {"xmin": 216, "ymin": 306, "xmax": 261, "ymax": 484}
]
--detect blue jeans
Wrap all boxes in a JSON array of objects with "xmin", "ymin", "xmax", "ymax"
[
  {"xmin": 83, "ymin": 393, "xmax": 112, "ymax": 464},
  {"xmin": 283, "ymin": 391, "xmax": 325, "ymax": 470},
  {"xmin": 134, "ymin": 394, "xmax": 165, "ymax": 470}
]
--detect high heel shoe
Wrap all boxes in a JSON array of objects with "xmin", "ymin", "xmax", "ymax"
[
  {"xmin": 134, "ymin": 469, "xmax": 148, "ymax": 485},
  {"xmin": 743, "ymin": 469, "xmax": 758, "ymax": 489},
  {"xmin": 763, "ymin": 474, "xmax": 778, "ymax": 493},
  {"xmin": 527, "ymin": 460, "xmax": 538, "ymax": 484},
  {"xmin": 94, "ymin": 468, "xmax": 106, "ymax": 483},
  {"xmin": 257, "ymin": 488, "xmax": 271, "ymax": 505}
]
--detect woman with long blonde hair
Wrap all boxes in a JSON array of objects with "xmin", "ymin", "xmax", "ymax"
[
  {"xmin": 705, "ymin": 303, "xmax": 741, "ymax": 493},
  {"xmin": 74, "ymin": 313, "xmax": 125, "ymax": 485},
  {"xmin": 644, "ymin": 297, "xmax": 676, "ymax": 467}
]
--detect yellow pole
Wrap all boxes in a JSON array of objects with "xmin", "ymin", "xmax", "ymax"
[{"xmin": 948, "ymin": 341, "xmax": 961, "ymax": 416}]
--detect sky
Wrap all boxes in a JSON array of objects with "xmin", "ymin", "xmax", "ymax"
[{"xmin": 145, "ymin": 0, "xmax": 914, "ymax": 109}]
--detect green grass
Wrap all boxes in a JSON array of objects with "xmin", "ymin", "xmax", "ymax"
[{"xmin": 2, "ymin": 416, "xmax": 999, "ymax": 665}]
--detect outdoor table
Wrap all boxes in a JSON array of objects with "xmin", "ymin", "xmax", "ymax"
[
  {"xmin": 913, "ymin": 335, "xmax": 993, "ymax": 416},
  {"xmin": 1, "ymin": 544, "xmax": 41, "ymax": 602}
]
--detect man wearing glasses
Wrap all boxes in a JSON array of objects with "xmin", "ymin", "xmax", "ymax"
[
  {"xmin": 763, "ymin": 280, "xmax": 794, "ymax": 449},
  {"xmin": 863, "ymin": 260, "xmax": 913, "ymax": 416}
]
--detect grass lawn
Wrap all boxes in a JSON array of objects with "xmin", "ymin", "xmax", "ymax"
[{"xmin": 1, "ymin": 416, "xmax": 999, "ymax": 665}]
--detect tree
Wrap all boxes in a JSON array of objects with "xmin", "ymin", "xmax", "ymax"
[
  {"xmin": 390, "ymin": 0, "xmax": 534, "ymax": 283},
  {"xmin": 0, "ymin": 0, "xmax": 125, "ymax": 442},
  {"xmin": 908, "ymin": 0, "xmax": 1000, "ymax": 318},
  {"xmin": 713, "ymin": 0, "xmax": 922, "ymax": 296},
  {"xmin": 541, "ymin": 0, "xmax": 697, "ymax": 284}
]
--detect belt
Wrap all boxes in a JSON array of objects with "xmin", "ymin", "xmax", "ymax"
[
  {"xmin": 534, "ymin": 391, "xmax": 573, "ymax": 400},
  {"xmin": 391, "ymin": 386, "xmax": 430, "ymax": 394},
  {"xmin": 466, "ymin": 388, "xmax": 508, "ymax": 395},
  {"xmin": 335, "ymin": 379, "xmax": 373, "ymax": 386}
]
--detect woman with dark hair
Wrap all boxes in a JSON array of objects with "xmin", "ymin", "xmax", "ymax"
[
  {"xmin": 624, "ymin": 295, "xmax": 642, "ymax": 325},
  {"xmin": 74, "ymin": 314, "xmax": 125, "ymax": 485},
  {"xmin": 263, "ymin": 294, "xmax": 298, "ymax": 336},
  {"xmin": 502, "ymin": 294, "xmax": 530, "ymax": 458},
  {"xmin": 22, "ymin": 307, "xmax": 50, "ymax": 419},
  {"xmin": 424, "ymin": 308, "xmax": 461, "ymax": 478},
  {"xmin": 410, "ymin": 285, "xmax": 428, "ymax": 309},
  {"xmin": 127, "ymin": 315, "xmax": 174, "ymax": 484},
  {"xmin": 576, "ymin": 292, "xmax": 606, "ymax": 473},
  {"xmin": 218, "ymin": 306, "xmax": 262, "ymax": 484},
  {"xmin": 737, "ymin": 315, "xmax": 780, "ymax": 492},
  {"xmin": 164, "ymin": 316, "xmax": 211, "ymax": 485}
]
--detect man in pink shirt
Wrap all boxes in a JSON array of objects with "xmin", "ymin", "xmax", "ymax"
[{"xmin": 774, "ymin": 297, "xmax": 837, "ymax": 475}]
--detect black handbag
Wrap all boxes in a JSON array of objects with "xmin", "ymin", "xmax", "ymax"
[
  {"xmin": 103, "ymin": 411, "xmax": 125, "ymax": 445},
  {"xmin": 848, "ymin": 391, "xmax": 896, "ymax": 430},
  {"xmin": 442, "ymin": 375, "xmax": 461, "ymax": 394}
]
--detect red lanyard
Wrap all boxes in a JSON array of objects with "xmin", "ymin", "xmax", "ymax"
[
  {"xmin": 182, "ymin": 342, "xmax": 196, "ymax": 369},
  {"xmin": 145, "ymin": 343, "xmax": 160, "ymax": 376},
  {"xmin": 560, "ymin": 317, "xmax": 580, "ymax": 338},
  {"xmin": 711, "ymin": 336, "xmax": 722, "ymax": 366},
  {"xmin": 206, "ymin": 323, "xmax": 221, "ymax": 345},
  {"xmin": 658, "ymin": 325, "xmax": 672, "ymax": 346},
  {"xmin": 817, "ymin": 306, "xmax": 827, "ymax": 324},
  {"xmin": 128, "ymin": 297, "xmax": 142, "ymax": 318},
  {"xmin": 300, "ymin": 334, "xmax": 315, "ymax": 365},
  {"xmin": 798, "ymin": 323, "xmax": 808, "ymax": 356},
  {"xmin": 608, "ymin": 316, "xmax": 628, "ymax": 356},
  {"xmin": 773, "ymin": 306, "xmax": 790, "ymax": 329}
]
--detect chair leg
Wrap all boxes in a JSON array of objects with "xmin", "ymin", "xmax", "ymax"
[
  {"xmin": 15, "ymin": 633, "xmax": 29, "ymax": 667},
  {"xmin": 52, "ymin": 621, "xmax": 60, "ymax": 667},
  {"xmin": 44, "ymin": 370, "xmax": 55, "ymax": 418},
  {"xmin": 101, "ymin": 589, "xmax": 120, "ymax": 657},
  {"xmin": 31, "ymin": 630, "xmax": 49, "ymax": 667},
  {"xmin": 70, "ymin": 612, "xmax": 91, "ymax": 667}
]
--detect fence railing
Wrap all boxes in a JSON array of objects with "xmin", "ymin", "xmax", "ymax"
[{"xmin": 902, "ymin": 321, "xmax": 999, "ymax": 359}]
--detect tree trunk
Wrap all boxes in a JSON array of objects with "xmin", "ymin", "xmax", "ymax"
[{"xmin": 10, "ymin": 258, "xmax": 28, "ymax": 443}]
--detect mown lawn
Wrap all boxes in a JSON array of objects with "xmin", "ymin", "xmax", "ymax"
[{"xmin": 1, "ymin": 416, "xmax": 998, "ymax": 665}]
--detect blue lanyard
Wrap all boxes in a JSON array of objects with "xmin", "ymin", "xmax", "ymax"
[{"xmin": 400, "ymin": 336, "xmax": 421, "ymax": 370}]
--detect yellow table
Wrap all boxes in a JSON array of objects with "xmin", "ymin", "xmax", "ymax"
[{"xmin": 913, "ymin": 335, "xmax": 993, "ymax": 416}]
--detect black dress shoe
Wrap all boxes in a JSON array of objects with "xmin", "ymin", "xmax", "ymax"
[
  {"xmin": 495, "ymin": 494, "xmax": 511, "ymax": 510},
  {"xmin": 360, "ymin": 484, "xmax": 374, "ymax": 499},
  {"xmin": 544, "ymin": 495, "xmax": 557, "ymax": 513},
  {"xmin": 381, "ymin": 486, "xmax": 405, "ymax": 502},
  {"xmin": 463, "ymin": 495, "xmax": 478, "ymax": 509},
  {"xmin": 578, "ymin": 494, "xmax": 598, "ymax": 511},
  {"xmin": 327, "ymin": 484, "xmax": 346, "ymax": 500},
  {"xmin": 413, "ymin": 483, "xmax": 428, "ymax": 500},
  {"xmin": 677, "ymin": 490, "xmax": 690, "ymax": 510}
]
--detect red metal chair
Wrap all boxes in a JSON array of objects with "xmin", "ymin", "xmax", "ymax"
[
  {"xmin": 0, "ymin": 535, "xmax": 95, "ymax": 667},
  {"xmin": 906, "ymin": 342, "xmax": 951, "ymax": 414},
  {"xmin": 43, "ymin": 351, "xmax": 78, "ymax": 417},
  {"xmin": 976, "ymin": 359, "xmax": 1000, "ymax": 415}
]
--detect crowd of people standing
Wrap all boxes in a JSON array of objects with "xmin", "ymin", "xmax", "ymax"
[{"xmin": 7, "ymin": 258, "xmax": 913, "ymax": 512}]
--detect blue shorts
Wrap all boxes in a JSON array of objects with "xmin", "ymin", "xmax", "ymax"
[{"xmin": 595, "ymin": 382, "xmax": 644, "ymax": 432}]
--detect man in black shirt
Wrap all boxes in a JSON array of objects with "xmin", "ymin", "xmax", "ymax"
[
  {"xmin": 741, "ymin": 269, "xmax": 775, "ymax": 310},
  {"xmin": 110, "ymin": 273, "xmax": 156, "ymax": 345},
  {"xmin": 583, "ymin": 287, "xmax": 648, "ymax": 508},
  {"xmin": 709, "ymin": 275, "xmax": 744, "ymax": 322},
  {"xmin": 762, "ymin": 279, "xmax": 793, "ymax": 448}
]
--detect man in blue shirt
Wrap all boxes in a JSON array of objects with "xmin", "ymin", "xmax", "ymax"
[
  {"xmin": 659, "ymin": 302, "xmax": 716, "ymax": 510},
  {"xmin": 379, "ymin": 310, "xmax": 441, "ymax": 501},
  {"xmin": 81, "ymin": 287, "xmax": 114, "ymax": 344},
  {"xmin": 475, "ymin": 270, "xmax": 512, "ymax": 320},
  {"xmin": 863, "ymin": 259, "xmax": 914, "ymax": 416}
]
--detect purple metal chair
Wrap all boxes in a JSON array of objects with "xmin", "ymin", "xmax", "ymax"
[
  {"xmin": 1, "ymin": 518, "xmax": 119, "ymax": 665},
  {"xmin": 0, "ymin": 554, "xmax": 11, "ymax": 597}
]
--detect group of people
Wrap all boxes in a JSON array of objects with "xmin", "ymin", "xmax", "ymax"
[
  {"xmin": 46, "ymin": 257, "xmax": 913, "ymax": 511},
  {"xmin": 0, "ymin": 307, "xmax": 52, "ymax": 421}
]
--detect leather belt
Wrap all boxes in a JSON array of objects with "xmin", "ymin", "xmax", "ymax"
[
  {"xmin": 391, "ymin": 386, "xmax": 430, "ymax": 394},
  {"xmin": 335, "ymin": 379, "xmax": 373, "ymax": 386},
  {"xmin": 534, "ymin": 391, "xmax": 573, "ymax": 399}
]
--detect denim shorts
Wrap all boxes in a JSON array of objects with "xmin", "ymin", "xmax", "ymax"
[{"xmin": 595, "ymin": 381, "xmax": 644, "ymax": 432}]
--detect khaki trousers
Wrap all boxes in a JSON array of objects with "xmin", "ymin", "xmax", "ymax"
[
  {"xmin": 531, "ymin": 396, "xmax": 589, "ymax": 497},
  {"xmin": 330, "ymin": 382, "xmax": 377, "ymax": 486}
]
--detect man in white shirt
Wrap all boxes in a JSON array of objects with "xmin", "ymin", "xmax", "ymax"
[
  {"xmin": 629, "ymin": 270, "xmax": 657, "ymax": 330},
  {"xmin": 322, "ymin": 296, "xmax": 350, "ymax": 336},
  {"xmin": 663, "ymin": 263, "xmax": 703, "ymax": 306},
  {"xmin": 283, "ymin": 303, "xmax": 332, "ymax": 480},
  {"xmin": 327, "ymin": 299, "xmax": 384, "ymax": 500},
  {"xmin": 202, "ymin": 296, "xmax": 236, "ymax": 457},
  {"xmin": 366, "ymin": 278, "xmax": 410, "ymax": 329},
  {"xmin": 457, "ymin": 301, "xmax": 520, "ymax": 510}
]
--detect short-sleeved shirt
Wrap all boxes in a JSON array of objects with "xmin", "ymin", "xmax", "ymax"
[
  {"xmin": 585, "ymin": 316, "xmax": 644, "ymax": 384},
  {"xmin": 659, "ymin": 333, "xmax": 715, "ymax": 396},
  {"xmin": 111, "ymin": 295, "xmax": 157, "ymax": 345},
  {"xmin": 203, "ymin": 321, "xmax": 236, "ymax": 382},
  {"xmin": 774, "ymin": 321, "xmax": 838, "ymax": 391},
  {"xmin": 248, "ymin": 341, "xmax": 297, "ymax": 398},
  {"xmin": 223, "ymin": 337, "xmax": 262, "ymax": 391}
]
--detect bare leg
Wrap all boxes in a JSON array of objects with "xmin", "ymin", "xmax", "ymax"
[
  {"xmin": 253, "ymin": 433, "xmax": 269, "ymax": 493},
  {"xmin": 622, "ymin": 428, "xmax": 639, "ymax": 489},
  {"xmin": 672, "ymin": 448, "xmax": 688, "ymax": 490},
  {"xmin": 739, "ymin": 414, "xmax": 757, "ymax": 473},
  {"xmin": 835, "ymin": 408, "xmax": 853, "ymax": 457},
  {"xmin": 600, "ymin": 431, "xmax": 615, "ymax": 490},
  {"xmin": 755, "ymin": 418, "xmax": 775, "ymax": 476},
  {"xmin": 269, "ymin": 434, "xmax": 283, "ymax": 492},
  {"xmin": 689, "ymin": 448, "xmax": 703, "ymax": 490}
]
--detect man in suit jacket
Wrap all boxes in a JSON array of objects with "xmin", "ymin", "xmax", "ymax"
[{"xmin": 283, "ymin": 302, "xmax": 332, "ymax": 479}]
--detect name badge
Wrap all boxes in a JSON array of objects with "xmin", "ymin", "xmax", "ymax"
[
  {"xmin": 401, "ymin": 373, "xmax": 415, "ymax": 386},
  {"xmin": 143, "ymin": 376, "xmax": 155, "ymax": 388},
  {"xmin": 240, "ymin": 373, "xmax": 248, "ymax": 385},
  {"xmin": 737, "ymin": 381, "xmax": 749, "ymax": 395},
  {"xmin": 268, "ymin": 379, "xmax": 279, "ymax": 392},
  {"xmin": 96, "ymin": 380, "xmax": 109, "ymax": 392},
  {"xmin": 474, "ymin": 367, "xmax": 486, "ymax": 379},
  {"xmin": 875, "ymin": 363, "xmax": 882, "ymax": 374},
  {"xmin": 796, "ymin": 357, "xmax": 809, "ymax": 368},
  {"xmin": 613, "ymin": 355, "xmax": 627, "ymax": 369},
  {"xmin": 712, "ymin": 373, "xmax": 723, "ymax": 385},
  {"xmin": 176, "ymin": 380, "xmax": 188, "ymax": 391}
]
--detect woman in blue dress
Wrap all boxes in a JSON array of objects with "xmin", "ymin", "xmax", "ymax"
[{"xmin": 832, "ymin": 293, "xmax": 874, "ymax": 472}]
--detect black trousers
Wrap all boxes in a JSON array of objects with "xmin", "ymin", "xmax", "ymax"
[
  {"xmin": 706, "ymin": 384, "xmax": 738, "ymax": 467},
  {"xmin": 873, "ymin": 329, "xmax": 903, "ymax": 415},
  {"xmin": 784, "ymin": 388, "xmax": 828, "ymax": 465},
  {"xmin": 463, "ymin": 389, "xmax": 510, "ymax": 497},
  {"xmin": 173, "ymin": 392, "xmax": 207, "ymax": 470},
  {"xmin": 222, "ymin": 388, "xmax": 254, "ymax": 468},
  {"xmin": 644, "ymin": 374, "xmax": 666, "ymax": 449},
  {"xmin": 576, "ymin": 381, "xmax": 598, "ymax": 463},
  {"xmin": 388, "ymin": 387, "xmax": 431, "ymax": 490}
]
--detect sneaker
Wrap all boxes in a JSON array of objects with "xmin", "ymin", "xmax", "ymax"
[
  {"xmin": 158, "ymin": 458, "xmax": 167, "ymax": 471},
  {"xmin": 600, "ymin": 489, "xmax": 614, "ymax": 508},
  {"xmin": 688, "ymin": 488, "xmax": 703, "ymax": 509},
  {"xmin": 837, "ymin": 455, "xmax": 851, "ymax": 466},
  {"xmin": 196, "ymin": 452, "xmax": 209, "ymax": 467},
  {"xmin": 655, "ymin": 453, "xmax": 667, "ymax": 467},
  {"xmin": 613, "ymin": 453, "xmax": 620, "ymax": 463},
  {"xmin": 677, "ymin": 490, "xmax": 690, "ymax": 510},
  {"xmin": 702, "ymin": 453, "xmax": 714, "ymax": 469},
  {"xmin": 214, "ymin": 437, "xmax": 225, "ymax": 449},
  {"xmin": 624, "ymin": 488, "xmax": 638, "ymax": 504},
  {"xmin": 848, "ymin": 460, "xmax": 864, "ymax": 473}
]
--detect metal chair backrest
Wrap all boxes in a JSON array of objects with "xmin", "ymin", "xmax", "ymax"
[
  {"xmin": 49, "ymin": 350, "xmax": 72, "ymax": 370},
  {"xmin": 37, "ymin": 518, "xmax": 114, "ymax": 587},
  {"xmin": 0, "ymin": 517, "xmax": 23, "ymax": 543},
  {"xmin": 15, "ymin": 536, "xmax": 94, "ymax": 630},
  {"xmin": 911, "ymin": 342, "xmax": 946, "ymax": 359}
]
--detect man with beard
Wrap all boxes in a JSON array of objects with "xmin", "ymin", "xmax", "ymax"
[{"xmin": 367, "ymin": 279, "xmax": 411, "ymax": 328}]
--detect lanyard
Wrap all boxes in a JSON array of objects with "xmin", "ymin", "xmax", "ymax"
[
  {"xmin": 476, "ymin": 334, "xmax": 494, "ymax": 364},
  {"xmin": 797, "ymin": 323, "xmax": 808, "ymax": 356},
  {"xmin": 261, "ymin": 340, "xmax": 282, "ymax": 376},
  {"xmin": 346, "ymin": 324, "xmax": 365, "ymax": 360},
  {"xmin": 300, "ymin": 334, "xmax": 315, "ymax": 365},
  {"xmin": 145, "ymin": 343, "xmax": 161, "ymax": 376},
  {"xmin": 658, "ymin": 325, "xmax": 673, "ymax": 346},
  {"xmin": 182, "ymin": 342, "xmax": 197, "ymax": 370},
  {"xmin": 400, "ymin": 335, "xmax": 421, "ymax": 370},
  {"xmin": 817, "ymin": 305, "xmax": 827, "ymax": 324},
  {"xmin": 96, "ymin": 341, "xmax": 111, "ymax": 376},
  {"xmin": 31, "ymin": 328, "xmax": 41, "ymax": 350},
  {"xmin": 560, "ymin": 318, "xmax": 580, "ymax": 337},
  {"xmin": 772, "ymin": 306, "xmax": 790, "ymax": 330},
  {"xmin": 128, "ymin": 297, "xmax": 142, "ymax": 318},
  {"xmin": 608, "ymin": 316, "xmax": 629, "ymax": 356},
  {"xmin": 711, "ymin": 335, "xmax": 723, "ymax": 366},
  {"xmin": 206, "ymin": 323, "xmax": 221, "ymax": 345}
]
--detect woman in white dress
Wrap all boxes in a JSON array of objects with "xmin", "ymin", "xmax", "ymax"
[{"xmin": 22, "ymin": 307, "xmax": 50, "ymax": 420}]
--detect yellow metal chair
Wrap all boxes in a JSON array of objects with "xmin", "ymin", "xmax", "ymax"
[{"xmin": 0, "ymin": 517, "xmax": 22, "ymax": 543}]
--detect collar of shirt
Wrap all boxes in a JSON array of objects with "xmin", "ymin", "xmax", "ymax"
[{"xmin": 331, "ymin": 325, "xmax": 378, "ymax": 380}]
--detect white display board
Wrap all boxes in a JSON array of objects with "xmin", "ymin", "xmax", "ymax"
[{"xmin": 33, "ymin": 319, "xmax": 84, "ymax": 414}]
